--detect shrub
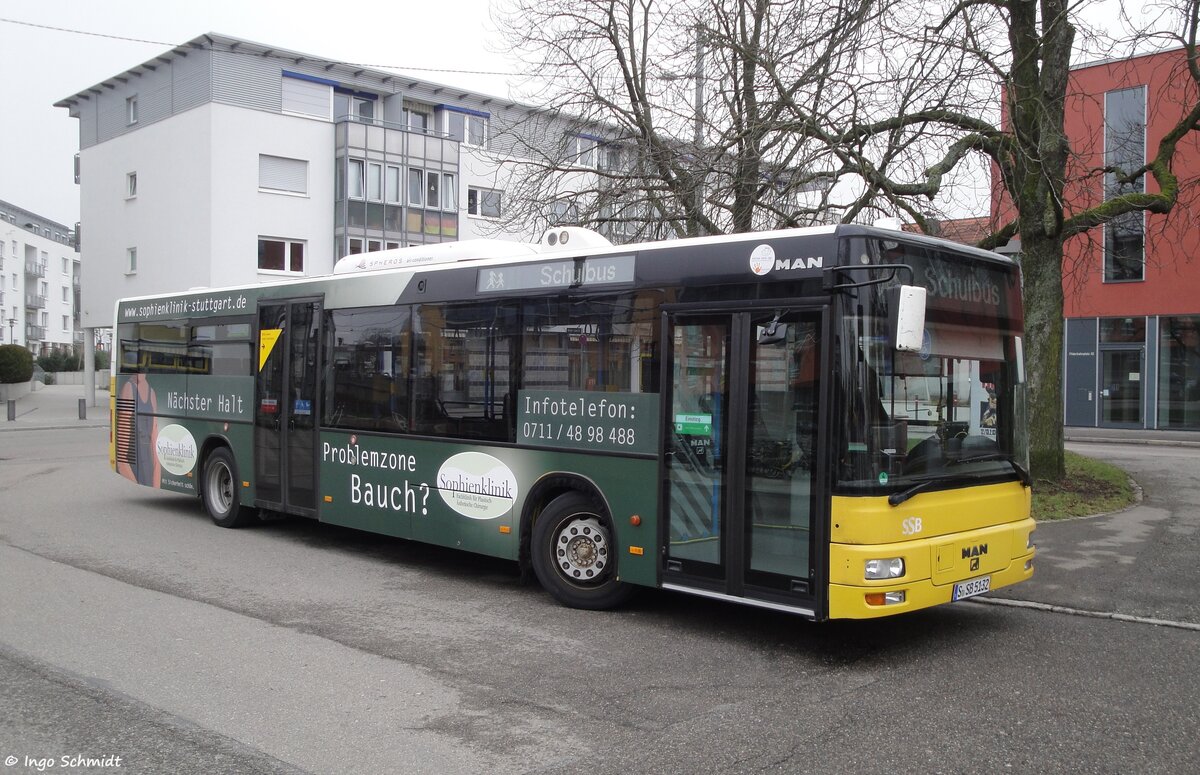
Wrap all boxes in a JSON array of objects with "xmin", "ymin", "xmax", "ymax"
[
  {"xmin": 94, "ymin": 348, "xmax": 111, "ymax": 370},
  {"xmin": 0, "ymin": 344, "xmax": 34, "ymax": 384},
  {"xmin": 36, "ymin": 346, "xmax": 84, "ymax": 373}
]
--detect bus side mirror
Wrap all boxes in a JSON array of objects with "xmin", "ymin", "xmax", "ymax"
[{"xmin": 889, "ymin": 285, "xmax": 927, "ymax": 352}]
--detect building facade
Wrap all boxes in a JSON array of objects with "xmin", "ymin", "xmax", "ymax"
[
  {"xmin": 993, "ymin": 48, "xmax": 1200, "ymax": 431},
  {"xmin": 0, "ymin": 200, "xmax": 80, "ymax": 355},
  {"xmin": 56, "ymin": 33, "xmax": 617, "ymax": 335}
]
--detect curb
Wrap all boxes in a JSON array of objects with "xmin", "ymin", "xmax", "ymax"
[{"xmin": 1066, "ymin": 436, "xmax": 1200, "ymax": 448}]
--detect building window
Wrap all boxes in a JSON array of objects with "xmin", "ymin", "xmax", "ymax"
[
  {"xmin": 126, "ymin": 248, "xmax": 137, "ymax": 274},
  {"xmin": 348, "ymin": 238, "xmax": 363, "ymax": 255},
  {"xmin": 408, "ymin": 168, "xmax": 425, "ymax": 206},
  {"xmin": 1103, "ymin": 85, "xmax": 1146, "ymax": 282},
  {"xmin": 126, "ymin": 172, "xmax": 137, "ymax": 198},
  {"xmin": 258, "ymin": 238, "xmax": 305, "ymax": 274},
  {"xmin": 385, "ymin": 165, "xmax": 401, "ymax": 204},
  {"xmin": 63, "ymin": 315, "xmax": 70, "ymax": 331},
  {"xmin": 348, "ymin": 159, "xmax": 365, "ymax": 200},
  {"xmin": 61, "ymin": 257, "xmax": 69, "ymax": 274},
  {"xmin": 404, "ymin": 107, "xmax": 430, "ymax": 133},
  {"xmin": 62, "ymin": 287, "xmax": 69, "ymax": 303},
  {"xmin": 368, "ymin": 163, "xmax": 383, "ymax": 202},
  {"xmin": 467, "ymin": 187, "xmax": 502, "ymax": 218},
  {"xmin": 126, "ymin": 95, "xmax": 138, "ymax": 125},
  {"xmin": 1159, "ymin": 316, "xmax": 1200, "ymax": 429},
  {"xmin": 571, "ymin": 135, "xmax": 597, "ymax": 168},
  {"xmin": 258, "ymin": 155, "xmax": 308, "ymax": 195},
  {"xmin": 368, "ymin": 240, "xmax": 382, "ymax": 252},
  {"xmin": 335, "ymin": 92, "xmax": 377, "ymax": 123},
  {"xmin": 446, "ymin": 110, "xmax": 490, "ymax": 148}
]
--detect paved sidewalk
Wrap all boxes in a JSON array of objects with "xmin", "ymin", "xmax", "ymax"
[{"xmin": 0, "ymin": 383, "xmax": 111, "ymax": 433}]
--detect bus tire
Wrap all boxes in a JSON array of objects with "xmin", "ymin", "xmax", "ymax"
[
  {"xmin": 531, "ymin": 492, "xmax": 634, "ymax": 610},
  {"xmin": 201, "ymin": 447, "xmax": 256, "ymax": 528}
]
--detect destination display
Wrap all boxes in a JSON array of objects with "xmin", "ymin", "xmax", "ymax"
[
  {"xmin": 517, "ymin": 389, "xmax": 658, "ymax": 456},
  {"xmin": 477, "ymin": 255, "xmax": 635, "ymax": 294}
]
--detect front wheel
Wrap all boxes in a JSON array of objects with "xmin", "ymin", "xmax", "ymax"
[
  {"xmin": 531, "ymin": 492, "xmax": 634, "ymax": 610},
  {"xmin": 201, "ymin": 447, "xmax": 257, "ymax": 528}
]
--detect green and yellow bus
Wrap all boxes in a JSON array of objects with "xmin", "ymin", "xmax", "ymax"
[{"xmin": 111, "ymin": 224, "xmax": 1034, "ymax": 619}]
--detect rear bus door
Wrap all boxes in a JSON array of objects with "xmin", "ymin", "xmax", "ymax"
[{"xmin": 256, "ymin": 298, "xmax": 322, "ymax": 516}]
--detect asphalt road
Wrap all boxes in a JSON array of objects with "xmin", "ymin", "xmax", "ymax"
[{"xmin": 1, "ymin": 429, "xmax": 1197, "ymax": 774}]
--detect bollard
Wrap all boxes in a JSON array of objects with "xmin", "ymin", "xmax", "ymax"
[
  {"xmin": 79, "ymin": 398, "xmax": 87, "ymax": 420},
  {"xmin": 6, "ymin": 399, "xmax": 13, "ymax": 422}
]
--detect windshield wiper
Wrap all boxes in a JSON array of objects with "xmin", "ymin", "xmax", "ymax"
[
  {"xmin": 888, "ymin": 479, "xmax": 940, "ymax": 507},
  {"xmin": 945, "ymin": 453, "xmax": 1034, "ymax": 488}
]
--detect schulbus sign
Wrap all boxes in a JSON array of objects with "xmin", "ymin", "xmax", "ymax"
[{"xmin": 517, "ymin": 390, "xmax": 658, "ymax": 455}]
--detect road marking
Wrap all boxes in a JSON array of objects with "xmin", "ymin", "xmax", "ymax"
[{"xmin": 969, "ymin": 596, "xmax": 1200, "ymax": 632}]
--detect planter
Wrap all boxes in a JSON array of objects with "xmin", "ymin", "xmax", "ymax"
[{"xmin": 0, "ymin": 380, "xmax": 32, "ymax": 403}]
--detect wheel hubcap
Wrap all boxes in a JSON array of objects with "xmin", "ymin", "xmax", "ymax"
[
  {"xmin": 209, "ymin": 462, "xmax": 233, "ymax": 513},
  {"xmin": 555, "ymin": 516, "xmax": 609, "ymax": 583}
]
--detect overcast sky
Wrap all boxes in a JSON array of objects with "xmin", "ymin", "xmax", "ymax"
[{"xmin": 0, "ymin": 0, "xmax": 519, "ymax": 226}]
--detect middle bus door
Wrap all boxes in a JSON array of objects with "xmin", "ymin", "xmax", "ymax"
[
  {"xmin": 256, "ymin": 298, "xmax": 322, "ymax": 517},
  {"xmin": 662, "ymin": 308, "xmax": 825, "ymax": 614}
]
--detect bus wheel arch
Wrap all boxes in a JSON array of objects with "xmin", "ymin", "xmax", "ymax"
[
  {"xmin": 523, "ymin": 477, "xmax": 634, "ymax": 610},
  {"xmin": 199, "ymin": 441, "xmax": 257, "ymax": 528}
]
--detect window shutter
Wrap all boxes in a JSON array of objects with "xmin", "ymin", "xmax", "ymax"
[{"xmin": 259, "ymin": 155, "xmax": 309, "ymax": 194}]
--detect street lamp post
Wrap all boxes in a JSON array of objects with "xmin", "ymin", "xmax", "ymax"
[{"xmin": 7, "ymin": 318, "xmax": 14, "ymax": 344}]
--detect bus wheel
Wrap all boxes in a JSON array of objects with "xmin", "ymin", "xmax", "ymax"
[
  {"xmin": 532, "ymin": 492, "xmax": 634, "ymax": 610},
  {"xmin": 201, "ymin": 447, "xmax": 256, "ymax": 528}
]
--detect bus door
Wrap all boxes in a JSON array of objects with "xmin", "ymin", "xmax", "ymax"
[
  {"xmin": 662, "ymin": 307, "xmax": 826, "ymax": 614},
  {"xmin": 256, "ymin": 298, "xmax": 322, "ymax": 516}
]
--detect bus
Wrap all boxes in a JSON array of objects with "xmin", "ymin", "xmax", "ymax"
[{"xmin": 110, "ymin": 224, "xmax": 1034, "ymax": 620}]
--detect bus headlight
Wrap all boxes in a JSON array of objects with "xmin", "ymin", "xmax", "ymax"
[{"xmin": 865, "ymin": 557, "xmax": 905, "ymax": 580}]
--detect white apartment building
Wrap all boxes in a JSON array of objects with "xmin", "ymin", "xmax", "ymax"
[
  {"xmin": 0, "ymin": 200, "xmax": 80, "ymax": 355},
  {"xmin": 55, "ymin": 32, "xmax": 619, "ymax": 338}
]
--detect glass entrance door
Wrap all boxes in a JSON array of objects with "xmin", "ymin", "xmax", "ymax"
[
  {"xmin": 1101, "ymin": 349, "xmax": 1143, "ymax": 426},
  {"xmin": 256, "ymin": 299, "xmax": 321, "ymax": 514},
  {"xmin": 663, "ymin": 309, "xmax": 823, "ymax": 605}
]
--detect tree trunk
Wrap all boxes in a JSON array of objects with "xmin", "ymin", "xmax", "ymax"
[{"xmin": 1020, "ymin": 230, "xmax": 1067, "ymax": 481}]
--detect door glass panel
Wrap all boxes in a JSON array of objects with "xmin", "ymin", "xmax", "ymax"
[
  {"xmin": 256, "ymin": 304, "xmax": 286, "ymax": 505},
  {"xmin": 666, "ymin": 319, "xmax": 730, "ymax": 570},
  {"xmin": 745, "ymin": 313, "xmax": 819, "ymax": 584},
  {"xmin": 287, "ymin": 302, "xmax": 319, "ymax": 510},
  {"xmin": 1102, "ymin": 350, "xmax": 1142, "ymax": 424}
]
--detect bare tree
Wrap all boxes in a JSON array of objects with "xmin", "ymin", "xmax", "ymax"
[
  {"xmin": 498, "ymin": 0, "xmax": 1200, "ymax": 481},
  {"xmin": 493, "ymin": 0, "xmax": 880, "ymax": 240}
]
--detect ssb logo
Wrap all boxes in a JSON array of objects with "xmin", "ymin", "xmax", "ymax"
[{"xmin": 901, "ymin": 517, "xmax": 922, "ymax": 536}]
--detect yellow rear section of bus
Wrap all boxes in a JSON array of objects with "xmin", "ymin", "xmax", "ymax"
[{"xmin": 827, "ymin": 481, "xmax": 1034, "ymax": 619}]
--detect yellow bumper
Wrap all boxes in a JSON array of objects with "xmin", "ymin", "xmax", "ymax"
[{"xmin": 827, "ymin": 517, "xmax": 1036, "ymax": 619}]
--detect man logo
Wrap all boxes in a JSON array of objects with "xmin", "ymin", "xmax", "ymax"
[{"xmin": 749, "ymin": 244, "xmax": 776, "ymax": 276}]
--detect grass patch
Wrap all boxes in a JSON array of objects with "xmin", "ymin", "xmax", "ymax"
[{"xmin": 1032, "ymin": 450, "xmax": 1136, "ymax": 521}]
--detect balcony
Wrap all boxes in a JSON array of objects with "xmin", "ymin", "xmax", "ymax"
[
  {"xmin": 25, "ymin": 260, "xmax": 47, "ymax": 279},
  {"xmin": 26, "ymin": 324, "xmax": 46, "ymax": 341},
  {"xmin": 73, "ymin": 331, "xmax": 84, "ymax": 344},
  {"xmin": 25, "ymin": 293, "xmax": 46, "ymax": 310}
]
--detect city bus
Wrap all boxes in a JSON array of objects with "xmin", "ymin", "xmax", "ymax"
[{"xmin": 110, "ymin": 224, "xmax": 1034, "ymax": 619}]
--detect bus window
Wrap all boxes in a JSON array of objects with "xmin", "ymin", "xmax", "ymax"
[
  {"xmin": 521, "ymin": 292, "xmax": 661, "ymax": 394},
  {"xmin": 414, "ymin": 302, "xmax": 518, "ymax": 440},
  {"xmin": 324, "ymin": 307, "xmax": 412, "ymax": 432}
]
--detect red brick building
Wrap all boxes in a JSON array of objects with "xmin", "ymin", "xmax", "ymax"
[{"xmin": 995, "ymin": 48, "xmax": 1200, "ymax": 430}]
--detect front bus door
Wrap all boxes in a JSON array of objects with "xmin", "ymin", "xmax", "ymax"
[
  {"xmin": 662, "ymin": 307, "xmax": 826, "ymax": 616},
  {"xmin": 256, "ymin": 298, "xmax": 322, "ymax": 516}
]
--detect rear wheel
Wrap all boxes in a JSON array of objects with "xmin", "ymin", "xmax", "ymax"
[
  {"xmin": 201, "ymin": 447, "xmax": 257, "ymax": 528},
  {"xmin": 531, "ymin": 492, "xmax": 634, "ymax": 610}
]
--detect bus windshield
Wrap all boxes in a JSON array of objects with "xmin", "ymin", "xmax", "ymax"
[{"xmin": 837, "ymin": 238, "xmax": 1029, "ymax": 495}]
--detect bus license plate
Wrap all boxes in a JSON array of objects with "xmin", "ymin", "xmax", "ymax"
[{"xmin": 952, "ymin": 576, "xmax": 991, "ymax": 601}]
